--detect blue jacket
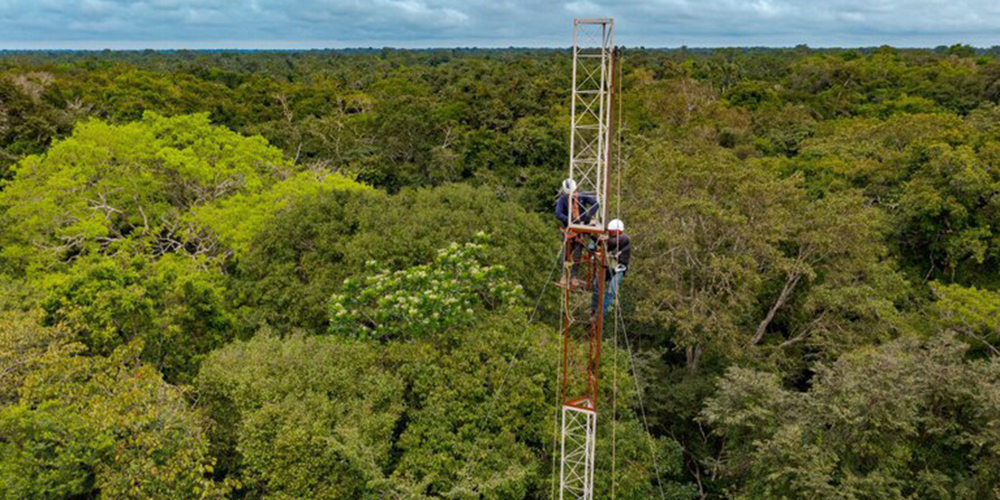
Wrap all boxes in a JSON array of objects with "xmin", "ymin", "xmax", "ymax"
[{"xmin": 555, "ymin": 192, "xmax": 599, "ymax": 227}]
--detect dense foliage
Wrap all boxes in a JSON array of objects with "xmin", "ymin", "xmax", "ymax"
[
  {"xmin": 704, "ymin": 335, "xmax": 1000, "ymax": 499},
  {"xmin": 3, "ymin": 45, "xmax": 1000, "ymax": 499}
]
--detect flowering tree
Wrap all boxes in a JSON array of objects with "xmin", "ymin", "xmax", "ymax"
[{"xmin": 328, "ymin": 234, "xmax": 523, "ymax": 339}]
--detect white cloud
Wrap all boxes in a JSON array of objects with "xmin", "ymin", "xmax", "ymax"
[
  {"xmin": 564, "ymin": 1, "xmax": 601, "ymax": 15},
  {"xmin": 378, "ymin": 0, "xmax": 469, "ymax": 27},
  {"xmin": 1, "ymin": 0, "xmax": 999, "ymax": 47},
  {"xmin": 79, "ymin": 0, "xmax": 116, "ymax": 15},
  {"xmin": 838, "ymin": 11, "xmax": 866, "ymax": 23},
  {"xmin": 748, "ymin": 0, "xmax": 783, "ymax": 17}
]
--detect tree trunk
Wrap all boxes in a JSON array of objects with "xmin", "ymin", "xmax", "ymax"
[
  {"xmin": 686, "ymin": 344, "xmax": 704, "ymax": 371},
  {"xmin": 751, "ymin": 272, "xmax": 801, "ymax": 345}
]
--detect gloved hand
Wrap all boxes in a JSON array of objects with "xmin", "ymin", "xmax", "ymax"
[{"xmin": 614, "ymin": 264, "xmax": 627, "ymax": 273}]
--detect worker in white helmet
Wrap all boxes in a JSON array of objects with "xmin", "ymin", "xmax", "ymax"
[
  {"xmin": 554, "ymin": 178, "xmax": 599, "ymax": 229},
  {"xmin": 593, "ymin": 218, "xmax": 631, "ymax": 315},
  {"xmin": 556, "ymin": 178, "xmax": 600, "ymax": 288}
]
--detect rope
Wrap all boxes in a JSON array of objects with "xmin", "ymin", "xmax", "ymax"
[
  {"xmin": 550, "ymin": 353, "xmax": 561, "ymax": 500},
  {"xmin": 617, "ymin": 299, "xmax": 668, "ymax": 500},
  {"xmin": 609, "ymin": 48, "xmax": 668, "ymax": 500},
  {"xmin": 550, "ymin": 238, "xmax": 567, "ymax": 500},
  {"xmin": 460, "ymin": 243, "xmax": 564, "ymax": 493},
  {"xmin": 611, "ymin": 268, "xmax": 619, "ymax": 500},
  {"xmin": 611, "ymin": 45, "xmax": 624, "ymax": 500},
  {"xmin": 615, "ymin": 51, "xmax": 625, "ymax": 223}
]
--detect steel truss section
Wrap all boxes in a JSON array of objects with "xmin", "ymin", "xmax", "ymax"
[
  {"xmin": 560, "ymin": 404, "xmax": 597, "ymax": 500},
  {"xmin": 558, "ymin": 234, "xmax": 606, "ymax": 500},
  {"xmin": 560, "ymin": 236, "xmax": 607, "ymax": 409},
  {"xmin": 568, "ymin": 18, "xmax": 615, "ymax": 232}
]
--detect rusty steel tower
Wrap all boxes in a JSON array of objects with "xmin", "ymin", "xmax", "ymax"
[{"xmin": 559, "ymin": 18, "xmax": 616, "ymax": 500}]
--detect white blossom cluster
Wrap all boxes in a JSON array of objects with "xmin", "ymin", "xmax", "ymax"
[{"xmin": 328, "ymin": 234, "xmax": 523, "ymax": 339}]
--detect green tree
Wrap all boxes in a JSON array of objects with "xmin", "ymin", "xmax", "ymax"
[
  {"xmin": 202, "ymin": 241, "xmax": 693, "ymax": 500},
  {"xmin": 796, "ymin": 113, "xmax": 1000, "ymax": 285},
  {"xmin": 230, "ymin": 183, "xmax": 554, "ymax": 334},
  {"xmin": 197, "ymin": 332, "xmax": 403, "ymax": 500},
  {"xmin": 1, "ymin": 112, "xmax": 366, "ymax": 381},
  {"xmin": 0, "ymin": 341, "xmax": 229, "ymax": 500},
  {"xmin": 39, "ymin": 254, "xmax": 232, "ymax": 382},
  {"xmin": 0, "ymin": 311, "xmax": 65, "ymax": 404},
  {"xmin": 626, "ymin": 143, "xmax": 904, "ymax": 370},
  {"xmin": 188, "ymin": 169, "xmax": 371, "ymax": 258},
  {"xmin": 704, "ymin": 335, "xmax": 1000, "ymax": 500},
  {"xmin": 198, "ymin": 318, "xmax": 692, "ymax": 500}
]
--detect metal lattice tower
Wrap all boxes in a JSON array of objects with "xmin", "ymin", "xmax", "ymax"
[
  {"xmin": 567, "ymin": 18, "xmax": 615, "ymax": 232},
  {"xmin": 560, "ymin": 18, "xmax": 615, "ymax": 500},
  {"xmin": 560, "ymin": 405, "xmax": 597, "ymax": 500}
]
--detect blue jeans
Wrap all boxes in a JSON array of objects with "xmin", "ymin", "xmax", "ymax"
[{"xmin": 592, "ymin": 271, "xmax": 625, "ymax": 315}]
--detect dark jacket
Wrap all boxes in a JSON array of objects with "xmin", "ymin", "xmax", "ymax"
[
  {"xmin": 555, "ymin": 192, "xmax": 599, "ymax": 227},
  {"xmin": 607, "ymin": 233, "xmax": 631, "ymax": 269}
]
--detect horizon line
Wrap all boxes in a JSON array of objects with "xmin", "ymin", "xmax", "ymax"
[
  {"xmin": 1, "ymin": 38, "xmax": 998, "ymax": 52},
  {"xmin": 0, "ymin": 43, "xmax": 997, "ymax": 52}
]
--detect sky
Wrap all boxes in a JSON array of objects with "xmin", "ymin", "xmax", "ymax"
[{"xmin": 0, "ymin": 0, "xmax": 998, "ymax": 49}]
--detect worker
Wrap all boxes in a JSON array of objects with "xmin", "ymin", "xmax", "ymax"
[
  {"xmin": 593, "ymin": 218, "xmax": 631, "ymax": 316},
  {"xmin": 555, "ymin": 178, "xmax": 599, "ymax": 288},
  {"xmin": 555, "ymin": 178, "xmax": 599, "ymax": 228}
]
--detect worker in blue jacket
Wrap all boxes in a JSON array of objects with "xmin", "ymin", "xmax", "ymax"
[
  {"xmin": 555, "ymin": 178, "xmax": 600, "ymax": 288},
  {"xmin": 555, "ymin": 178, "xmax": 599, "ymax": 228},
  {"xmin": 593, "ymin": 218, "xmax": 631, "ymax": 316}
]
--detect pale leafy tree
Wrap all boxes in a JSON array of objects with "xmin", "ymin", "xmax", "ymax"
[
  {"xmin": 929, "ymin": 281, "xmax": 1000, "ymax": 357},
  {"xmin": 626, "ymin": 144, "xmax": 795, "ymax": 369},
  {"xmin": 1, "ymin": 112, "xmax": 289, "ymax": 267},
  {"xmin": 0, "ymin": 113, "xmax": 366, "ymax": 381},
  {"xmin": 0, "ymin": 111, "xmax": 365, "ymax": 269}
]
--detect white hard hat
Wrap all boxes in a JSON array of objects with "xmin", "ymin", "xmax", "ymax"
[
  {"xmin": 608, "ymin": 219, "xmax": 624, "ymax": 232},
  {"xmin": 561, "ymin": 178, "xmax": 577, "ymax": 194}
]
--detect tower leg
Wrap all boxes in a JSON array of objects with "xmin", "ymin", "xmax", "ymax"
[{"xmin": 559, "ymin": 404, "xmax": 597, "ymax": 500}]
